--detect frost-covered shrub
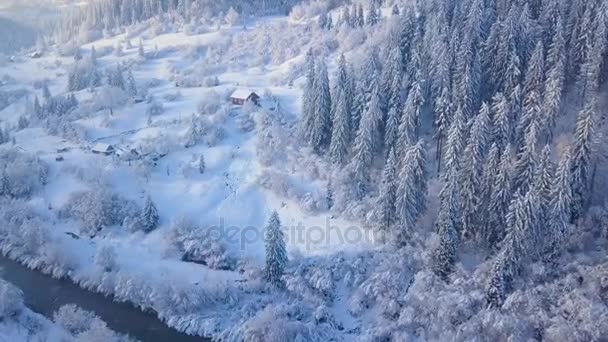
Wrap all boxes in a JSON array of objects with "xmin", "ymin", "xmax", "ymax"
[
  {"xmin": 60, "ymin": 190, "xmax": 140, "ymax": 236},
  {"xmin": 203, "ymin": 76, "xmax": 220, "ymax": 87},
  {"xmin": 163, "ymin": 91, "xmax": 181, "ymax": 102},
  {"xmin": 53, "ymin": 304, "xmax": 98, "ymax": 335},
  {"xmin": 90, "ymin": 86, "xmax": 128, "ymax": 113},
  {"xmin": 237, "ymin": 112, "xmax": 255, "ymax": 132},
  {"xmin": 146, "ymin": 101, "xmax": 164, "ymax": 116},
  {"xmin": 0, "ymin": 149, "xmax": 49, "ymax": 198},
  {"xmin": 197, "ymin": 90, "xmax": 221, "ymax": 115},
  {"xmin": 168, "ymin": 216, "xmax": 235, "ymax": 270},
  {"xmin": 206, "ymin": 126, "xmax": 226, "ymax": 147},
  {"xmin": 0, "ymin": 280, "xmax": 23, "ymax": 319},
  {"xmin": 95, "ymin": 245, "xmax": 118, "ymax": 272}
]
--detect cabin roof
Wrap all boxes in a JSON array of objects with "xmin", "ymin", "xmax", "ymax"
[
  {"xmin": 230, "ymin": 89, "xmax": 258, "ymax": 100},
  {"xmin": 92, "ymin": 143, "xmax": 114, "ymax": 152}
]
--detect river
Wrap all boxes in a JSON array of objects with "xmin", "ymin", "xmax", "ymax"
[{"xmin": 0, "ymin": 255, "xmax": 210, "ymax": 342}]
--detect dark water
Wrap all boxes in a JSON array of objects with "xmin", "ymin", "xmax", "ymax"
[{"xmin": 0, "ymin": 256, "xmax": 210, "ymax": 342}]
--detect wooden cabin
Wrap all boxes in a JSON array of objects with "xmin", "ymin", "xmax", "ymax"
[{"xmin": 230, "ymin": 89, "xmax": 260, "ymax": 105}]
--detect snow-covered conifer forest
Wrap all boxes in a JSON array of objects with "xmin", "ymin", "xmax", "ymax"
[{"xmin": 1, "ymin": 0, "xmax": 608, "ymax": 341}]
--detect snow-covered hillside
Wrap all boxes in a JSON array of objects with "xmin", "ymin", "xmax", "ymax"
[{"xmin": 2, "ymin": 0, "xmax": 608, "ymax": 341}]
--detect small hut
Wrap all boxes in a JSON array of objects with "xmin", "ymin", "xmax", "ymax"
[{"xmin": 230, "ymin": 89, "xmax": 260, "ymax": 105}]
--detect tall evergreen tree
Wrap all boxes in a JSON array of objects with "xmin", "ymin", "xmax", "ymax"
[
  {"xmin": 517, "ymin": 41, "xmax": 544, "ymax": 146},
  {"xmin": 398, "ymin": 80, "xmax": 424, "ymax": 151},
  {"xmin": 329, "ymin": 55, "xmax": 352, "ymax": 165},
  {"xmin": 299, "ymin": 49, "xmax": 315, "ymax": 141},
  {"xmin": 460, "ymin": 104, "xmax": 490, "ymax": 240},
  {"xmin": 264, "ymin": 211, "xmax": 288, "ymax": 286},
  {"xmin": 570, "ymin": 103, "xmax": 595, "ymax": 222},
  {"xmin": 486, "ymin": 145, "xmax": 513, "ymax": 247},
  {"xmin": 375, "ymin": 148, "xmax": 398, "ymax": 233},
  {"xmin": 395, "ymin": 140, "xmax": 427, "ymax": 244},
  {"xmin": 542, "ymin": 17, "xmax": 565, "ymax": 141},
  {"xmin": 513, "ymin": 119, "xmax": 539, "ymax": 194},
  {"xmin": 433, "ymin": 165, "xmax": 460, "ymax": 278},
  {"xmin": 543, "ymin": 150, "xmax": 572, "ymax": 262},
  {"xmin": 140, "ymin": 195, "xmax": 159, "ymax": 232},
  {"xmin": 310, "ymin": 58, "xmax": 332, "ymax": 153}
]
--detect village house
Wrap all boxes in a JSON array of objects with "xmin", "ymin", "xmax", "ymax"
[
  {"xmin": 230, "ymin": 89, "xmax": 260, "ymax": 105},
  {"xmin": 91, "ymin": 143, "xmax": 115, "ymax": 155}
]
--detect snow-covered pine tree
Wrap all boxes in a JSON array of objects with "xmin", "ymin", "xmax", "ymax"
[
  {"xmin": 532, "ymin": 145, "xmax": 554, "ymax": 237},
  {"xmin": 310, "ymin": 58, "xmax": 332, "ymax": 154},
  {"xmin": 140, "ymin": 195, "xmax": 159, "ymax": 232},
  {"xmin": 366, "ymin": 3, "xmax": 378, "ymax": 26},
  {"xmin": 486, "ymin": 246, "xmax": 514, "ymax": 308},
  {"xmin": 381, "ymin": 47, "xmax": 403, "ymax": 114},
  {"xmin": 398, "ymin": 80, "xmax": 424, "ymax": 152},
  {"xmin": 329, "ymin": 55, "xmax": 352, "ymax": 165},
  {"xmin": 375, "ymin": 147, "xmax": 397, "ymax": 234},
  {"xmin": 107, "ymin": 65, "xmax": 125, "ymax": 90},
  {"xmin": 441, "ymin": 107, "xmax": 466, "ymax": 179},
  {"xmin": 264, "ymin": 211, "xmax": 287, "ymax": 286},
  {"xmin": 542, "ymin": 17, "xmax": 565, "ymax": 141},
  {"xmin": 138, "ymin": 39, "xmax": 145, "ymax": 58},
  {"xmin": 543, "ymin": 150, "xmax": 572, "ymax": 263},
  {"xmin": 198, "ymin": 154, "xmax": 205, "ymax": 174},
  {"xmin": 486, "ymin": 144, "xmax": 513, "ymax": 248},
  {"xmin": 516, "ymin": 41, "xmax": 544, "ymax": 147},
  {"xmin": 570, "ymin": 103, "xmax": 595, "ymax": 222},
  {"xmin": 490, "ymin": 92, "xmax": 512, "ymax": 151},
  {"xmin": 357, "ymin": 4, "xmax": 365, "ymax": 27},
  {"xmin": 460, "ymin": 103, "xmax": 490, "ymax": 240},
  {"xmin": 512, "ymin": 120, "xmax": 538, "ymax": 194},
  {"xmin": 125, "ymin": 70, "xmax": 137, "ymax": 97},
  {"xmin": 350, "ymin": 81, "xmax": 382, "ymax": 199},
  {"xmin": 433, "ymin": 165, "xmax": 460, "ymax": 279},
  {"xmin": 299, "ymin": 49, "xmax": 315, "ymax": 142},
  {"xmin": 395, "ymin": 140, "xmax": 427, "ymax": 244}
]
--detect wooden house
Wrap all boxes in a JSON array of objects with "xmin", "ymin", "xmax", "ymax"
[{"xmin": 230, "ymin": 89, "xmax": 260, "ymax": 105}]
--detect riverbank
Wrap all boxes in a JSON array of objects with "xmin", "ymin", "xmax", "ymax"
[{"xmin": 0, "ymin": 255, "xmax": 209, "ymax": 342}]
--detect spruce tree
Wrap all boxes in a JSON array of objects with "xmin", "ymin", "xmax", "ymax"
[
  {"xmin": 543, "ymin": 150, "xmax": 572, "ymax": 262},
  {"xmin": 366, "ymin": 3, "xmax": 378, "ymax": 26},
  {"xmin": 329, "ymin": 55, "xmax": 352, "ymax": 165},
  {"xmin": 543, "ymin": 17, "xmax": 565, "ymax": 141},
  {"xmin": 486, "ymin": 145, "xmax": 513, "ymax": 247},
  {"xmin": 532, "ymin": 145, "xmax": 554, "ymax": 234},
  {"xmin": 198, "ymin": 154, "xmax": 205, "ymax": 174},
  {"xmin": 264, "ymin": 211, "xmax": 288, "ymax": 286},
  {"xmin": 433, "ymin": 166, "xmax": 460, "ymax": 279},
  {"xmin": 398, "ymin": 80, "xmax": 424, "ymax": 150},
  {"xmin": 395, "ymin": 140, "xmax": 427, "ymax": 244},
  {"xmin": 517, "ymin": 42, "xmax": 544, "ymax": 147},
  {"xmin": 375, "ymin": 148, "xmax": 398, "ymax": 233},
  {"xmin": 460, "ymin": 104, "xmax": 490, "ymax": 240},
  {"xmin": 310, "ymin": 58, "xmax": 332, "ymax": 154},
  {"xmin": 299, "ymin": 49, "xmax": 315, "ymax": 141},
  {"xmin": 512, "ymin": 122, "xmax": 538, "ymax": 194},
  {"xmin": 570, "ymin": 103, "xmax": 595, "ymax": 222},
  {"xmin": 140, "ymin": 195, "xmax": 159, "ymax": 232}
]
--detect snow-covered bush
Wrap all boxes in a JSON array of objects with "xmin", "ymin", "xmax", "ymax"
[
  {"xmin": 59, "ymin": 190, "xmax": 140, "ymax": 236},
  {"xmin": 0, "ymin": 280, "xmax": 23, "ymax": 319},
  {"xmin": 95, "ymin": 245, "xmax": 118, "ymax": 272},
  {"xmin": 146, "ymin": 101, "xmax": 164, "ymax": 116},
  {"xmin": 90, "ymin": 86, "xmax": 128, "ymax": 113},
  {"xmin": 206, "ymin": 126, "xmax": 226, "ymax": 147},
  {"xmin": 163, "ymin": 91, "xmax": 182, "ymax": 102},
  {"xmin": 197, "ymin": 90, "xmax": 221, "ymax": 115},
  {"xmin": 167, "ymin": 216, "xmax": 236, "ymax": 270},
  {"xmin": 54, "ymin": 304, "xmax": 134, "ymax": 342},
  {"xmin": 0, "ymin": 149, "xmax": 49, "ymax": 199}
]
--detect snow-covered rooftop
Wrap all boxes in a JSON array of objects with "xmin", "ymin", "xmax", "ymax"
[
  {"xmin": 230, "ymin": 89, "xmax": 258, "ymax": 100},
  {"xmin": 91, "ymin": 143, "xmax": 114, "ymax": 152}
]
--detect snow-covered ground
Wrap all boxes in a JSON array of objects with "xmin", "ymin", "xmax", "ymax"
[{"xmin": 0, "ymin": 11, "xmax": 377, "ymax": 341}]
